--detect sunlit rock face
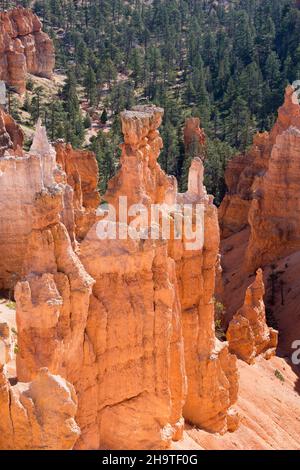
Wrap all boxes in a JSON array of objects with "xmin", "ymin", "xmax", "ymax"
[
  {"xmin": 0, "ymin": 7, "xmax": 55, "ymax": 94},
  {"xmin": 78, "ymin": 105, "xmax": 187, "ymax": 449},
  {"xmin": 55, "ymin": 142, "xmax": 100, "ymax": 241},
  {"xmin": 0, "ymin": 106, "xmax": 239, "ymax": 450},
  {"xmin": 0, "ymin": 107, "xmax": 23, "ymax": 156},
  {"xmin": 183, "ymin": 117, "xmax": 206, "ymax": 160},
  {"xmin": 219, "ymin": 86, "xmax": 300, "ymax": 272},
  {"xmin": 227, "ymin": 270, "xmax": 278, "ymax": 364},
  {"xmin": 0, "ymin": 368, "xmax": 80, "ymax": 450},
  {"xmin": 244, "ymin": 86, "xmax": 300, "ymax": 271},
  {"xmin": 78, "ymin": 105, "xmax": 238, "ymax": 447}
]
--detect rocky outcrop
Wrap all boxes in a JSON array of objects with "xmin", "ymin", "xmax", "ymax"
[
  {"xmin": 0, "ymin": 106, "xmax": 238, "ymax": 450},
  {"xmin": 0, "ymin": 367, "xmax": 79, "ymax": 450},
  {"xmin": 79, "ymin": 106, "xmax": 187, "ymax": 449},
  {"xmin": 97, "ymin": 106, "xmax": 239, "ymax": 438},
  {"xmin": 55, "ymin": 142, "xmax": 100, "ymax": 241},
  {"xmin": 0, "ymin": 322, "xmax": 13, "ymax": 367},
  {"xmin": 0, "ymin": 7, "xmax": 55, "ymax": 94},
  {"xmin": 184, "ymin": 117, "xmax": 206, "ymax": 160},
  {"xmin": 219, "ymin": 85, "xmax": 300, "ymax": 249},
  {"xmin": 218, "ymin": 132, "xmax": 270, "ymax": 238},
  {"xmin": 168, "ymin": 158, "xmax": 239, "ymax": 434},
  {"xmin": 0, "ymin": 288, "xmax": 79, "ymax": 451},
  {"xmin": 244, "ymin": 87, "xmax": 300, "ymax": 270},
  {"xmin": 219, "ymin": 85, "xmax": 300, "ymax": 370},
  {"xmin": 227, "ymin": 270, "xmax": 278, "ymax": 364},
  {"xmin": 0, "ymin": 119, "xmax": 93, "ymax": 449},
  {"xmin": 0, "ymin": 107, "xmax": 23, "ymax": 156}
]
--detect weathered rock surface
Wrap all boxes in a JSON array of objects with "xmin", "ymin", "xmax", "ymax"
[
  {"xmin": 79, "ymin": 106, "xmax": 187, "ymax": 449},
  {"xmin": 0, "ymin": 107, "xmax": 238, "ymax": 450},
  {"xmin": 100, "ymin": 106, "xmax": 239, "ymax": 439},
  {"xmin": 176, "ymin": 356, "xmax": 300, "ymax": 450},
  {"xmin": 227, "ymin": 270, "xmax": 278, "ymax": 364},
  {"xmin": 219, "ymin": 86, "xmax": 300, "ymax": 380},
  {"xmin": 246, "ymin": 125, "xmax": 300, "ymax": 271},
  {"xmin": 169, "ymin": 158, "xmax": 239, "ymax": 435},
  {"xmin": 0, "ymin": 367, "xmax": 79, "ymax": 450},
  {"xmin": 55, "ymin": 142, "xmax": 100, "ymax": 241},
  {"xmin": 218, "ymin": 132, "xmax": 270, "ymax": 238},
  {"xmin": 183, "ymin": 117, "xmax": 206, "ymax": 160},
  {"xmin": 0, "ymin": 7, "xmax": 55, "ymax": 93},
  {"xmin": 0, "ymin": 107, "xmax": 23, "ymax": 156},
  {"xmin": 0, "ymin": 322, "xmax": 13, "ymax": 368},
  {"xmin": 0, "ymin": 121, "xmax": 93, "ymax": 450},
  {"xmin": 219, "ymin": 85, "xmax": 300, "ymax": 248}
]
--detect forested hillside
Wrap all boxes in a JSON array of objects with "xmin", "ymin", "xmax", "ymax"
[{"xmin": 3, "ymin": 0, "xmax": 300, "ymax": 200}]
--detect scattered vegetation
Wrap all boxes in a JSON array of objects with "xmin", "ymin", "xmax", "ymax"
[
  {"xmin": 6, "ymin": 301, "xmax": 16, "ymax": 311},
  {"xmin": 275, "ymin": 369, "xmax": 285, "ymax": 383},
  {"xmin": 4, "ymin": 0, "xmax": 300, "ymax": 196},
  {"xmin": 214, "ymin": 298, "xmax": 226, "ymax": 341}
]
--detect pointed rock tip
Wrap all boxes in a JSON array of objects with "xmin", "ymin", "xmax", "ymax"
[
  {"xmin": 285, "ymin": 84, "xmax": 300, "ymax": 106},
  {"xmin": 30, "ymin": 118, "xmax": 54, "ymax": 156}
]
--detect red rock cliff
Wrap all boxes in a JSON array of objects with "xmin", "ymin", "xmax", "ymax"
[
  {"xmin": 0, "ymin": 107, "xmax": 239, "ymax": 449},
  {"xmin": 219, "ymin": 85, "xmax": 300, "ymax": 248},
  {"xmin": 0, "ymin": 7, "xmax": 55, "ymax": 93},
  {"xmin": 219, "ymin": 85, "xmax": 300, "ymax": 366}
]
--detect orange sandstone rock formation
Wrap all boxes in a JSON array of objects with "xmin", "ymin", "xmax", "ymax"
[
  {"xmin": 101, "ymin": 106, "xmax": 239, "ymax": 438},
  {"xmin": 183, "ymin": 117, "xmax": 206, "ymax": 160},
  {"xmin": 0, "ymin": 7, "xmax": 55, "ymax": 93},
  {"xmin": 227, "ymin": 270, "xmax": 278, "ymax": 364},
  {"xmin": 0, "ymin": 107, "xmax": 23, "ymax": 156},
  {"xmin": 0, "ymin": 107, "xmax": 238, "ymax": 450},
  {"xmin": 219, "ymin": 85, "xmax": 300, "ymax": 245},
  {"xmin": 219, "ymin": 85, "xmax": 300, "ymax": 367},
  {"xmin": 0, "ymin": 367, "xmax": 80, "ymax": 450},
  {"xmin": 55, "ymin": 142, "xmax": 100, "ymax": 241},
  {"xmin": 246, "ymin": 125, "xmax": 300, "ymax": 271},
  {"xmin": 79, "ymin": 106, "xmax": 187, "ymax": 449},
  {"xmin": 169, "ymin": 158, "xmax": 239, "ymax": 434}
]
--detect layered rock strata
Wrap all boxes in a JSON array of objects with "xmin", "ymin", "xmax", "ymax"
[
  {"xmin": 0, "ymin": 367, "xmax": 80, "ymax": 450},
  {"xmin": 0, "ymin": 107, "xmax": 238, "ymax": 450},
  {"xmin": 79, "ymin": 106, "xmax": 187, "ymax": 449},
  {"xmin": 219, "ymin": 85, "xmax": 300, "ymax": 245},
  {"xmin": 219, "ymin": 85, "xmax": 300, "ymax": 365},
  {"xmin": 227, "ymin": 270, "xmax": 278, "ymax": 364},
  {"xmin": 219, "ymin": 85, "xmax": 300, "ymax": 273},
  {"xmin": 0, "ymin": 7, "xmax": 55, "ymax": 93},
  {"xmin": 100, "ymin": 106, "xmax": 239, "ymax": 437},
  {"xmin": 55, "ymin": 142, "xmax": 100, "ymax": 241}
]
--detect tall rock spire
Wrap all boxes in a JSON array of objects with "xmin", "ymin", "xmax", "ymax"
[{"xmin": 30, "ymin": 118, "xmax": 56, "ymax": 187}]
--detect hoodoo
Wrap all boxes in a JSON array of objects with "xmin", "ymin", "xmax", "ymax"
[
  {"xmin": 0, "ymin": 106, "xmax": 238, "ymax": 449},
  {"xmin": 0, "ymin": 7, "xmax": 55, "ymax": 93},
  {"xmin": 219, "ymin": 85, "xmax": 300, "ymax": 365},
  {"xmin": 227, "ymin": 269, "xmax": 278, "ymax": 364}
]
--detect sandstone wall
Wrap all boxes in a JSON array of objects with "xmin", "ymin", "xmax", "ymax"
[
  {"xmin": 0, "ymin": 107, "xmax": 239, "ymax": 449},
  {"xmin": 55, "ymin": 142, "xmax": 100, "ymax": 241},
  {"xmin": 0, "ymin": 7, "xmax": 55, "ymax": 93},
  {"xmin": 219, "ymin": 85, "xmax": 300, "ymax": 272},
  {"xmin": 100, "ymin": 107, "xmax": 239, "ymax": 438}
]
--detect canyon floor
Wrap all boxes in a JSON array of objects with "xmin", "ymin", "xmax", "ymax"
[{"xmin": 177, "ymin": 357, "xmax": 300, "ymax": 450}]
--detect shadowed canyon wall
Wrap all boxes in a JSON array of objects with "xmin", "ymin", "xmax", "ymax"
[{"xmin": 219, "ymin": 85, "xmax": 300, "ymax": 363}]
